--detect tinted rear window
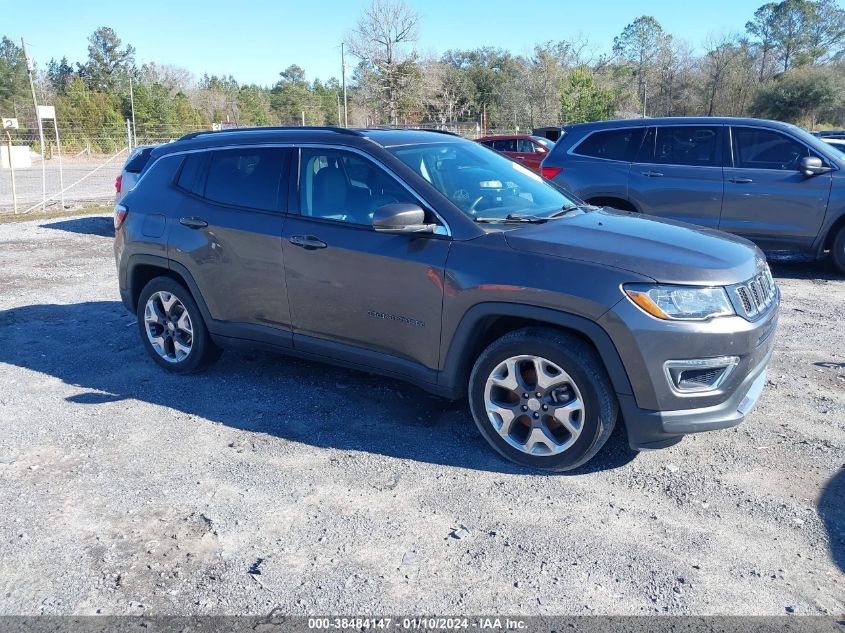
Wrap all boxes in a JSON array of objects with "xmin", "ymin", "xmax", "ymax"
[
  {"xmin": 203, "ymin": 148, "xmax": 287, "ymax": 211},
  {"xmin": 652, "ymin": 126, "xmax": 721, "ymax": 167},
  {"xmin": 573, "ymin": 128, "xmax": 643, "ymax": 161},
  {"xmin": 124, "ymin": 147, "xmax": 154, "ymax": 173}
]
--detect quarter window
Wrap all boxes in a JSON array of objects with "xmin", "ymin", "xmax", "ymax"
[
  {"xmin": 176, "ymin": 154, "xmax": 205, "ymax": 194},
  {"xmin": 203, "ymin": 148, "xmax": 286, "ymax": 211},
  {"xmin": 652, "ymin": 126, "xmax": 720, "ymax": 167},
  {"xmin": 298, "ymin": 148, "xmax": 419, "ymax": 226},
  {"xmin": 573, "ymin": 128, "xmax": 643, "ymax": 161},
  {"xmin": 732, "ymin": 127, "xmax": 813, "ymax": 170}
]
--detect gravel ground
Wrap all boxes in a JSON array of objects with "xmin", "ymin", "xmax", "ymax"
[{"xmin": 0, "ymin": 214, "xmax": 842, "ymax": 616}]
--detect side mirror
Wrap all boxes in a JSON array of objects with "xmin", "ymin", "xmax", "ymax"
[
  {"xmin": 373, "ymin": 203, "xmax": 436, "ymax": 234},
  {"xmin": 535, "ymin": 146, "xmax": 547, "ymax": 154},
  {"xmin": 799, "ymin": 156, "xmax": 830, "ymax": 177}
]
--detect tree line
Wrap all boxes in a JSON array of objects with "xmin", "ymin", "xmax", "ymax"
[{"xmin": 1, "ymin": 0, "xmax": 845, "ymax": 153}]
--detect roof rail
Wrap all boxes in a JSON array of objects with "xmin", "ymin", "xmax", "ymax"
[
  {"xmin": 412, "ymin": 128, "xmax": 461, "ymax": 137},
  {"xmin": 177, "ymin": 126, "xmax": 365, "ymax": 142}
]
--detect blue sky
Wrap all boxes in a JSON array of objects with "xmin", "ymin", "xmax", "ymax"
[{"xmin": 6, "ymin": 0, "xmax": 776, "ymax": 86}]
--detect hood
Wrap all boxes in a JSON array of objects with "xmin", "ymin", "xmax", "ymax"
[{"xmin": 503, "ymin": 208, "xmax": 762, "ymax": 285}]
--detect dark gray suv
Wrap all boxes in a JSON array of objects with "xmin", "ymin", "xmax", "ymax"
[
  {"xmin": 114, "ymin": 127, "xmax": 779, "ymax": 471},
  {"xmin": 540, "ymin": 117, "xmax": 845, "ymax": 273}
]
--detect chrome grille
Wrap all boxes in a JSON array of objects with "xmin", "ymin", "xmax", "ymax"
[{"xmin": 730, "ymin": 264, "xmax": 777, "ymax": 320}]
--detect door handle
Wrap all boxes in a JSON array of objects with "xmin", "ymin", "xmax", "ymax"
[
  {"xmin": 642, "ymin": 170, "xmax": 664, "ymax": 177},
  {"xmin": 179, "ymin": 216, "xmax": 208, "ymax": 229},
  {"xmin": 288, "ymin": 235, "xmax": 327, "ymax": 250},
  {"xmin": 729, "ymin": 177, "xmax": 754, "ymax": 184}
]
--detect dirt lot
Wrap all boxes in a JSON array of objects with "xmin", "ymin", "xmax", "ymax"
[{"xmin": 0, "ymin": 213, "xmax": 842, "ymax": 616}]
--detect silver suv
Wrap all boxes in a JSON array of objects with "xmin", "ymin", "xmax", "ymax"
[{"xmin": 540, "ymin": 117, "xmax": 845, "ymax": 273}]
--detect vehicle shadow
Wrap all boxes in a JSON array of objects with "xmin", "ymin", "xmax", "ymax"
[
  {"xmin": 40, "ymin": 216, "xmax": 114, "ymax": 238},
  {"xmin": 819, "ymin": 466, "xmax": 845, "ymax": 573},
  {"xmin": 0, "ymin": 301, "xmax": 638, "ymax": 475},
  {"xmin": 768, "ymin": 257, "xmax": 842, "ymax": 281}
]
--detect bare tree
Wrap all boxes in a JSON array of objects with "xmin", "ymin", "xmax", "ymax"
[
  {"xmin": 347, "ymin": 0, "xmax": 420, "ymax": 124},
  {"xmin": 702, "ymin": 34, "xmax": 742, "ymax": 115},
  {"xmin": 421, "ymin": 59, "xmax": 472, "ymax": 125},
  {"xmin": 526, "ymin": 43, "xmax": 565, "ymax": 126}
]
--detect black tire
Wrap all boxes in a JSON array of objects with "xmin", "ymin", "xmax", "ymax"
[
  {"xmin": 136, "ymin": 276, "xmax": 221, "ymax": 374},
  {"xmin": 832, "ymin": 225, "xmax": 845, "ymax": 275},
  {"xmin": 468, "ymin": 327, "xmax": 617, "ymax": 471}
]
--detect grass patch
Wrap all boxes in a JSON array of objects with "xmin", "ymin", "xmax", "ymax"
[{"xmin": 0, "ymin": 204, "xmax": 112, "ymax": 225}]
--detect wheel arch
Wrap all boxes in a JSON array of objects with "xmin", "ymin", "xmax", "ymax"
[
  {"xmin": 585, "ymin": 196, "xmax": 638, "ymax": 212},
  {"xmin": 125, "ymin": 255, "xmax": 212, "ymax": 324},
  {"xmin": 438, "ymin": 302, "xmax": 633, "ymax": 400},
  {"xmin": 822, "ymin": 211, "xmax": 845, "ymax": 252}
]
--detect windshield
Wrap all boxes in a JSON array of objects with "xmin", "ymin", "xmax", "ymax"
[
  {"xmin": 532, "ymin": 136, "xmax": 555, "ymax": 148},
  {"xmin": 389, "ymin": 141, "xmax": 579, "ymax": 219}
]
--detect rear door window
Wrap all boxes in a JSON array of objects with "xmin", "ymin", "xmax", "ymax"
[
  {"xmin": 493, "ymin": 139, "xmax": 517, "ymax": 152},
  {"xmin": 652, "ymin": 126, "xmax": 721, "ymax": 167},
  {"xmin": 203, "ymin": 148, "xmax": 288, "ymax": 211},
  {"xmin": 732, "ymin": 127, "xmax": 813, "ymax": 170},
  {"xmin": 573, "ymin": 128, "xmax": 644, "ymax": 161}
]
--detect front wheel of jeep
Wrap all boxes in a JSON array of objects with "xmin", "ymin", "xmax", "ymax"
[
  {"xmin": 468, "ymin": 327, "xmax": 617, "ymax": 471},
  {"xmin": 832, "ymin": 224, "xmax": 845, "ymax": 275}
]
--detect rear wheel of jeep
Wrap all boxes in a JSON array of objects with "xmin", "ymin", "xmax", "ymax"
[
  {"xmin": 468, "ymin": 327, "xmax": 617, "ymax": 471},
  {"xmin": 137, "ymin": 276, "xmax": 221, "ymax": 374},
  {"xmin": 833, "ymin": 225, "xmax": 845, "ymax": 274}
]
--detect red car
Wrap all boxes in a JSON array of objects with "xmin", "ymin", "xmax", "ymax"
[{"xmin": 476, "ymin": 135, "xmax": 556, "ymax": 173}]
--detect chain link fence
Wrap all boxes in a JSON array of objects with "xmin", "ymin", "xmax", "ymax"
[
  {"xmin": 0, "ymin": 122, "xmax": 210, "ymax": 215},
  {"xmin": 0, "ymin": 120, "xmax": 537, "ymax": 215}
]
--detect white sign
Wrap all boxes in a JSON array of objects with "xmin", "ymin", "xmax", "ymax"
[
  {"xmin": 1, "ymin": 117, "xmax": 18, "ymax": 129},
  {"xmin": 37, "ymin": 105, "xmax": 55, "ymax": 121}
]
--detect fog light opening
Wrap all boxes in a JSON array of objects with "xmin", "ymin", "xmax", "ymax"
[{"xmin": 664, "ymin": 357, "xmax": 740, "ymax": 394}]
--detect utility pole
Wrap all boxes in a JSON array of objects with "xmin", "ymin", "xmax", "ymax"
[
  {"xmin": 22, "ymin": 38, "xmax": 46, "ymax": 213},
  {"xmin": 129, "ymin": 75, "xmax": 137, "ymax": 146},
  {"xmin": 336, "ymin": 94, "xmax": 341, "ymax": 127},
  {"xmin": 341, "ymin": 42, "xmax": 348, "ymax": 127},
  {"xmin": 5, "ymin": 129, "xmax": 17, "ymax": 214},
  {"xmin": 642, "ymin": 75, "xmax": 648, "ymax": 118}
]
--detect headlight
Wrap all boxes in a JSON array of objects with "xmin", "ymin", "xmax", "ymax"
[{"xmin": 624, "ymin": 284, "xmax": 735, "ymax": 321}]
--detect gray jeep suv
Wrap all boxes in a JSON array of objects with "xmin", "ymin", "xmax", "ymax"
[
  {"xmin": 540, "ymin": 117, "xmax": 845, "ymax": 273},
  {"xmin": 114, "ymin": 127, "xmax": 779, "ymax": 471}
]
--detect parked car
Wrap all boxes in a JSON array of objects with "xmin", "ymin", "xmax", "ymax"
[
  {"xmin": 115, "ymin": 145, "xmax": 157, "ymax": 203},
  {"xmin": 812, "ymin": 130, "xmax": 845, "ymax": 139},
  {"xmin": 476, "ymin": 135, "xmax": 554, "ymax": 172},
  {"xmin": 540, "ymin": 117, "xmax": 845, "ymax": 273},
  {"xmin": 533, "ymin": 126, "xmax": 564, "ymax": 142},
  {"xmin": 115, "ymin": 126, "xmax": 778, "ymax": 471},
  {"xmin": 821, "ymin": 137, "xmax": 845, "ymax": 155}
]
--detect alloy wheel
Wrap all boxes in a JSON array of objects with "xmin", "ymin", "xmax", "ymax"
[
  {"xmin": 143, "ymin": 291, "xmax": 194, "ymax": 363},
  {"xmin": 483, "ymin": 354, "xmax": 585, "ymax": 456}
]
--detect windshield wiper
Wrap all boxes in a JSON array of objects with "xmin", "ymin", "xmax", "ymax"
[
  {"xmin": 474, "ymin": 213, "xmax": 548, "ymax": 224},
  {"xmin": 546, "ymin": 203, "xmax": 596, "ymax": 218}
]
